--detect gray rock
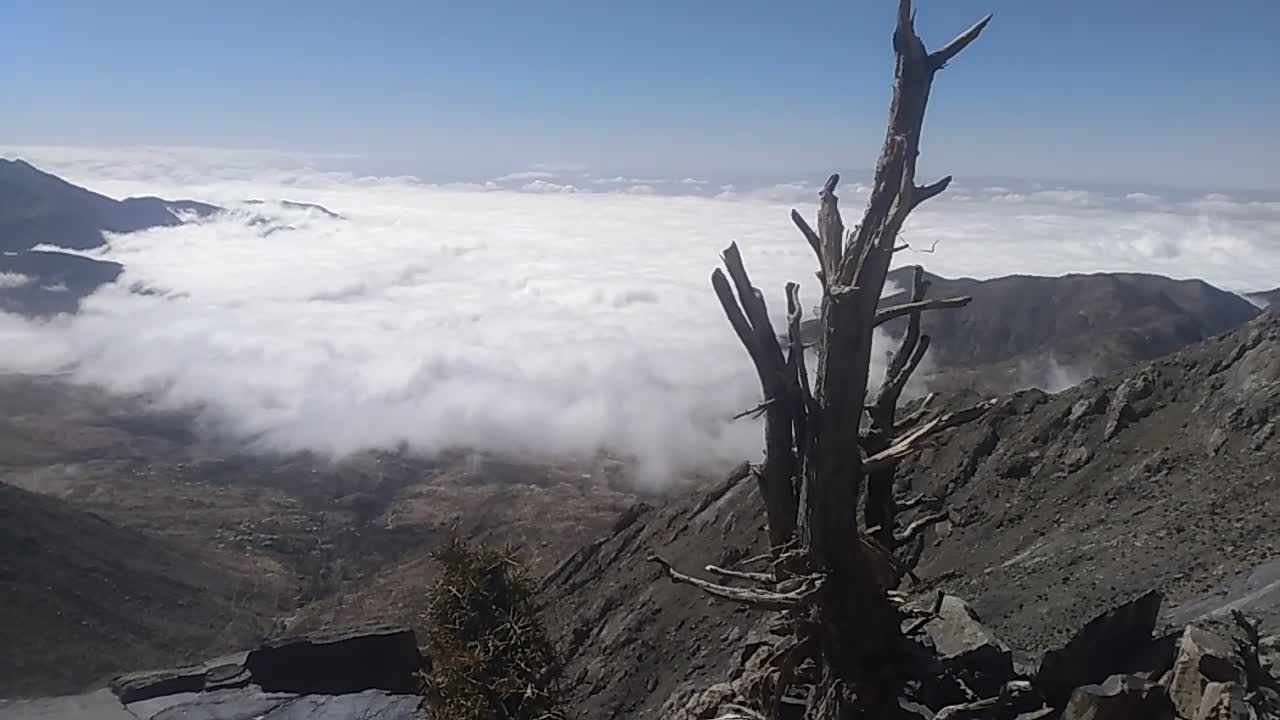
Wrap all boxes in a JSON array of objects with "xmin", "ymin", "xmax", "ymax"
[
  {"xmin": 110, "ymin": 666, "xmax": 208, "ymax": 704},
  {"xmin": 1062, "ymin": 446, "xmax": 1093, "ymax": 473},
  {"xmin": 1259, "ymin": 634, "xmax": 1280, "ymax": 677},
  {"xmin": 131, "ymin": 688, "xmax": 422, "ymax": 720},
  {"xmin": 1164, "ymin": 625, "xmax": 1244, "ymax": 720},
  {"xmin": 1192, "ymin": 682, "xmax": 1252, "ymax": 720},
  {"xmin": 1061, "ymin": 674, "xmax": 1172, "ymax": 720},
  {"xmin": 923, "ymin": 595, "xmax": 1014, "ymax": 697}
]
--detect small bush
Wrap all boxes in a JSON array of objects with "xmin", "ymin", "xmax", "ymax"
[{"xmin": 421, "ymin": 534, "xmax": 568, "ymax": 720}]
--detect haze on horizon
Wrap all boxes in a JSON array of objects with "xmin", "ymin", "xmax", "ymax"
[
  {"xmin": 4, "ymin": 0, "xmax": 1279, "ymax": 192},
  {"xmin": 3, "ymin": 0, "xmax": 1279, "ymax": 486}
]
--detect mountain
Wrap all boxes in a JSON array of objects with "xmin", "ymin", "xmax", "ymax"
[
  {"xmin": 881, "ymin": 268, "xmax": 1262, "ymax": 371},
  {"xmin": 872, "ymin": 268, "xmax": 1263, "ymax": 395},
  {"xmin": 538, "ymin": 309, "xmax": 1280, "ymax": 718},
  {"xmin": 1249, "ymin": 288, "xmax": 1280, "ymax": 309},
  {"xmin": 0, "ymin": 159, "xmax": 220, "ymax": 318},
  {"xmin": 0, "ymin": 159, "xmax": 218, "ymax": 253}
]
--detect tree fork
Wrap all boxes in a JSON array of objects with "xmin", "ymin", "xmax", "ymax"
[{"xmin": 656, "ymin": 2, "xmax": 992, "ymax": 716}]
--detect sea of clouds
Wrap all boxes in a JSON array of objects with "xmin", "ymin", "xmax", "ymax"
[{"xmin": 2, "ymin": 145, "xmax": 1278, "ymax": 486}]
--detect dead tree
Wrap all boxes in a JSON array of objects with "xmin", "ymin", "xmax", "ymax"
[{"xmin": 649, "ymin": 3, "xmax": 993, "ymax": 717}]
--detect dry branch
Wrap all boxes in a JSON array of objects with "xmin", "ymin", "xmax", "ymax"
[
  {"xmin": 874, "ymin": 296, "xmax": 971, "ymax": 327},
  {"xmin": 929, "ymin": 15, "xmax": 995, "ymax": 70},
  {"xmin": 791, "ymin": 210, "xmax": 824, "ymax": 280},
  {"xmin": 910, "ymin": 176, "xmax": 953, "ymax": 210},
  {"xmin": 865, "ymin": 400, "xmax": 997, "ymax": 472},
  {"xmin": 895, "ymin": 393, "xmax": 937, "ymax": 432},
  {"xmin": 648, "ymin": 555, "xmax": 821, "ymax": 611},
  {"xmin": 894, "ymin": 509, "xmax": 951, "ymax": 544},
  {"xmin": 896, "ymin": 493, "xmax": 936, "ymax": 511},
  {"xmin": 705, "ymin": 564, "xmax": 777, "ymax": 585}
]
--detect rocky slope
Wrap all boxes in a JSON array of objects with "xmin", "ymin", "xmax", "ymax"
[
  {"xmin": 0, "ymin": 375, "xmax": 638, "ymax": 696},
  {"xmin": 0, "ymin": 481, "xmax": 282, "ymax": 697},
  {"xmin": 538, "ymin": 309, "xmax": 1280, "ymax": 718}
]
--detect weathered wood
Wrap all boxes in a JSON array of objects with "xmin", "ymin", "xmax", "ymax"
[
  {"xmin": 874, "ymin": 296, "xmax": 972, "ymax": 327},
  {"xmin": 864, "ymin": 265, "xmax": 932, "ymax": 547},
  {"xmin": 712, "ymin": 245, "xmax": 798, "ymax": 549},
  {"xmin": 816, "ymin": 174, "xmax": 844, "ymax": 284},
  {"xmin": 675, "ymin": 2, "xmax": 992, "ymax": 716},
  {"xmin": 910, "ymin": 175, "xmax": 953, "ymax": 210},
  {"xmin": 648, "ymin": 555, "xmax": 822, "ymax": 611}
]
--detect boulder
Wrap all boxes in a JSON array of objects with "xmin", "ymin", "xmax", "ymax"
[
  {"xmin": 1060, "ymin": 674, "xmax": 1173, "ymax": 720},
  {"xmin": 1192, "ymin": 682, "xmax": 1252, "ymax": 720},
  {"xmin": 922, "ymin": 595, "xmax": 1015, "ymax": 697},
  {"xmin": 110, "ymin": 666, "xmax": 208, "ymax": 704},
  {"xmin": 244, "ymin": 624, "xmax": 422, "ymax": 695},
  {"xmin": 1036, "ymin": 590, "xmax": 1164, "ymax": 706},
  {"xmin": 109, "ymin": 654, "xmax": 252, "ymax": 704},
  {"xmin": 1163, "ymin": 625, "xmax": 1244, "ymax": 720}
]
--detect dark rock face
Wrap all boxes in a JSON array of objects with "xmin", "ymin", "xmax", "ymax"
[
  {"xmin": 1035, "ymin": 590, "xmax": 1165, "ymax": 706},
  {"xmin": 244, "ymin": 625, "xmax": 422, "ymax": 695}
]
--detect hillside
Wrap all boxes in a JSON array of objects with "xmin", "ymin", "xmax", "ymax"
[
  {"xmin": 881, "ymin": 268, "xmax": 1263, "ymax": 396},
  {"xmin": 538, "ymin": 309, "xmax": 1280, "ymax": 718},
  {"xmin": 1251, "ymin": 288, "xmax": 1280, "ymax": 309},
  {"xmin": 0, "ymin": 158, "xmax": 218, "ymax": 317},
  {"xmin": 0, "ymin": 159, "xmax": 217, "ymax": 253},
  {"xmin": 0, "ymin": 375, "xmax": 638, "ymax": 696},
  {"xmin": 0, "ymin": 481, "xmax": 282, "ymax": 697}
]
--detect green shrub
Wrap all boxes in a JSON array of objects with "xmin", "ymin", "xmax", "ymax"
[{"xmin": 421, "ymin": 534, "xmax": 568, "ymax": 720}]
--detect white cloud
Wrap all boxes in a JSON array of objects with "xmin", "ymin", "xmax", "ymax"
[
  {"xmin": 492, "ymin": 170, "xmax": 557, "ymax": 182},
  {"xmin": 2, "ymin": 147, "xmax": 1279, "ymax": 487},
  {"xmin": 520, "ymin": 179, "xmax": 580, "ymax": 193},
  {"xmin": 0, "ymin": 272, "xmax": 34, "ymax": 289}
]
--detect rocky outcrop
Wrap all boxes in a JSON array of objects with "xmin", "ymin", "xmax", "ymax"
[
  {"xmin": 657, "ymin": 589, "xmax": 1279, "ymax": 719},
  {"xmin": 0, "ymin": 626, "xmax": 425, "ymax": 720},
  {"xmin": 538, "ymin": 311, "xmax": 1280, "ymax": 718},
  {"xmin": 245, "ymin": 625, "xmax": 421, "ymax": 694}
]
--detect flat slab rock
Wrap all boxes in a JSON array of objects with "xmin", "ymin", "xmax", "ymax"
[{"xmin": 0, "ymin": 625, "xmax": 425, "ymax": 720}]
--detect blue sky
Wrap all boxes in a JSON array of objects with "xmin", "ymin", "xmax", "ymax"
[{"xmin": 4, "ymin": 0, "xmax": 1279, "ymax": 190}]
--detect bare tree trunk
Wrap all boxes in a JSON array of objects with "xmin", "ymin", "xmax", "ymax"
[{"xmin": 650, "ymin": 3, "xmax": 992, "ymax": 717}]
